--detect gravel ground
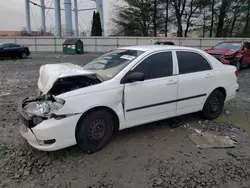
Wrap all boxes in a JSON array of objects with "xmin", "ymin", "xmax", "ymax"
[{"xmin": 1, "ymin": 53, "xmax": 250, "ymax": 188}]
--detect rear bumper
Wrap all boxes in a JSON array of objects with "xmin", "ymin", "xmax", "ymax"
[{"xmin": 225, "ymin": 84, "xmax": 239, "ymax": 102}]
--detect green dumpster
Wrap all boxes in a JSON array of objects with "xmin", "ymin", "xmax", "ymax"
[{"xmin": 63, "ymin": 39, "xmax": 84, "ymax": 55}]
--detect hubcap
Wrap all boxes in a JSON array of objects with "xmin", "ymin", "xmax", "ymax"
[
  {"xmin": 22, "ymin": 53, "xmax": 27, "ymax": 58},
  {"xmin": 88, "ymin": 118, "xmax": 106, "ymax": 144},
  {"xmin": 209, "ymin": 97, "xmax": 220, "ymax": 112}
]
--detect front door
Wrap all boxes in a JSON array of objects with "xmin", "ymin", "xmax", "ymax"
[
  {"xmin": 124, "ymin": 51, "xmax": 178, "ymax": 127},
  {"xmin": 175, "ymin": 51, "xmax": 214, "ymax": 115}
]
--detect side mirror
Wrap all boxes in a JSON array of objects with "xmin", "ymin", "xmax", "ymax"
[{"xmin": 126, "ymin": 72, "xmax": 145, "ymax": 83}]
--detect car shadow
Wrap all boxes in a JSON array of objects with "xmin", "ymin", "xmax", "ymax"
[{"xmin": 38, "ymin": 112, "xmax": 202, "ymax": 157}]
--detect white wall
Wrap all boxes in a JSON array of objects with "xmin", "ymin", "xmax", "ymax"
[{"xmin": 0, "ymin": 37, "xmax": 247, "ymax": 53}]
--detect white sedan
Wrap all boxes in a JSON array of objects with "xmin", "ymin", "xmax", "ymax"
[{"xmin": 18, "ymin": 45, "xmax": 239, "ymax": 153}]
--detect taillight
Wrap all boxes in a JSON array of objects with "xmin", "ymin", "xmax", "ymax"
[{"xmin": 235, "ymin": 70, "xmax": 238, "ymax": 77}]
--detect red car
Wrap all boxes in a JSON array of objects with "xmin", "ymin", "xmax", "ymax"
[{"xmin": 204, "ymin": 41, "xmax": 250, "ymax": 70}]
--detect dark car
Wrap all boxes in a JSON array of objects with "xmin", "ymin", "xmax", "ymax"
[
  {"xmin": 0, "ymin": 43, "xmax": 30, "ymax": 59},
  {"xmin": 204, "ymin": 41, "xmax": 250, "ymax": 70},
  {"xmin": 155, "ymin": 41, "xmax": 175, "ymax": 45}
]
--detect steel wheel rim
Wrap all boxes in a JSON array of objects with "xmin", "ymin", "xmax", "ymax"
[
  {"xmin": 88, "ymin": 118, "xmax": 107, "ymax": 144},
  {"xmin": 209, "ymin": 96, "xmax": 220, "ymax": 112}
]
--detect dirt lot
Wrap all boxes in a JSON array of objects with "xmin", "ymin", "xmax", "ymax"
[{"xmin": 1, "ymin": 53, "xmax": 250, "ymax": 188}]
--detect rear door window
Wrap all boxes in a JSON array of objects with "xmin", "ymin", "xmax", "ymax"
[{"xmin": 176, "ymin": 51, "xmax": 211, "ymax": 74}]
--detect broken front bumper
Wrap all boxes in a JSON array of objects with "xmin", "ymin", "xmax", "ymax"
[{"xmin": 18, "ymin": 98, "xmax": 81, "ymax": 151}]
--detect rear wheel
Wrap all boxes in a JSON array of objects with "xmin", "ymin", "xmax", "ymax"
[
  {"xmin": 202, "ymin": 90, "xmax": 225, "ymax": 120},
  {"xmin": 76, "ymin": 110, "xmax": 114, "ymax": 154}
]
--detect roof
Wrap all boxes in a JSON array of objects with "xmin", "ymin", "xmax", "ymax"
[
  {"xmin": 63, "ymin": 39, "xmax": 82, "ymax": 45},
  {"xmin": 119, "ymin": 45, "xmax": 198, "ymax": 52},
  {"xmin": 219, "ymin": 41, "xmax": 244, "ymax": 43},
  {"xmin": 155, "ymin": 41, "xmax": 175, "ymax": 45}
]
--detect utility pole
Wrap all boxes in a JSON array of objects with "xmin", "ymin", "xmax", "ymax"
[
  {"xmin": 74, "ymin": 0, "xmax": 79, "ymax": 37},
  {"xmin": 25, "ymin": 0, "xmax": 32, "ymax": 35},
  {"xmin": 54, "ymin": 0, "xmax": 62, "ymax": 37},
  {"xmin": 64, "ymin": 0, "xmax": 73, "ymax": 36},
  {"xmin": 41, "ymin": 0, "xmax": 46, "ymax": 34}
]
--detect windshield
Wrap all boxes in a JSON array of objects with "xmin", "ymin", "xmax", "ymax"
[
  {"xmin": 83, "ymin": 49, "xmax": 144, "ymax": 80},
  {"xmin": 213, "ymin": 43, "xmax": 241, "ymax": 50}
]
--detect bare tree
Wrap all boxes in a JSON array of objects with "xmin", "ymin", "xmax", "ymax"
[
  {"xmin": 170, "ymin": 0, "xmax": 187, "ymax": 37},
  {"xmin": 244, "ymin": 0, "xmax": 250, "ymax": 32},
  {"xmin": 215, "ymin": 0, "xmax": 232, "ymax": 37},
  {"xmin": 183, "ymin": 0, "xmax": 202, "ymax": 37},
  {"xmin": 209, "ymin": 0, "xmax": 215, "ymax": 37}
]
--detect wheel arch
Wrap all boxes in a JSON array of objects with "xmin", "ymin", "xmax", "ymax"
[
  {"xmin": 213, "ymin": 87, "xmax": 226, "ymax": 100},
  {"xmin": 75, "ymin": 106, "xmax": 120, "ymax": 136}
]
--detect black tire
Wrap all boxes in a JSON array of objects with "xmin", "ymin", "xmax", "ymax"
[
  {"xmin": 76, "ymin": 110, "xmax": 114, "ymax": 154},
  {"xmin": 231, "ymin": 59, "xmax": 241, "ymax": 71},
  {"xmin": 202, "ymin": 90, "xmax": 225, "ymax": 120},
  {"xmin": 21, "ymin": 52, "xmax": 28, "ymax": 59}
]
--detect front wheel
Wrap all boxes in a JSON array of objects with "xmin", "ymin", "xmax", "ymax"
[
  {"xmin": 202, "ymin": 90, "xmax": 225, "ymax": 120},
  {"xmin": 76, "ymin": 110, "xmax": 114, "ymax": 154},
  {"xmin": 21, "ymin": 52, "xmax": 28, "ymax": 59},
  {"xmin": 231, "ymin": 59, "xmax": 241, "ymax": 71}
]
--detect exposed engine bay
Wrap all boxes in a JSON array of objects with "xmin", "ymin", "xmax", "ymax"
[{"xmin": 47, "ymin": 75, "xmax": 103, "ymax": 96}]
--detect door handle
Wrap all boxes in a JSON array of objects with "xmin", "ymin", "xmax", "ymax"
[{"xmin": 166, "ymin": 79, "xmax": 177, "ymax": 85}]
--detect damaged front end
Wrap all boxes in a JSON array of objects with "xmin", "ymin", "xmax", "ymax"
[
  {"xmin": 19, "ymin": 95, "xmax": 65, "ymax": 129},
  {"xmin": 17, "ymin": 63, "xmax": 104, "ymax": 149},
  {"xmin": 18, "ymin": 94, "xmax": 69, "ymax": 147},
  {"xmin": 19, "ymin": 63, "xmax": 103, "ymax": 129}
]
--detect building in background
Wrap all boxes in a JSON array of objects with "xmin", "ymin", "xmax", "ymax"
[{"xmin": 0, "ymin": 30, "xmax": 54, "ymax": 37}]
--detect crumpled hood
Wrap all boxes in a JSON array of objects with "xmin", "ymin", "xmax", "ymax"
[
  {"xmin": 38, "ymin": 63, "xmax": 94, "ymax": 94},
  {"xmin": 205, "ymin": 48, "xmax": 236, "ymax": 55}
]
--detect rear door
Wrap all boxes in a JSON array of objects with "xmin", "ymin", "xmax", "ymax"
[
  {"xmin": 8, "ymin": 44, "xmax": 18, "ymax": 57},
  {"xmin": 124, "ymin": 51, "xmax": 178, "ymax": 127},
  {"xmin": 175, "ymin": 51, "xmax": 214, "ymax": 116},
  {"xmin": 10, "ymin": 44, "xmax": 22, "ymax": 57}
]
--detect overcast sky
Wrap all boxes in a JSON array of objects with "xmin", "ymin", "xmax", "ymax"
[{"xmin": 0, "ymin": 0, "xmax": 114, "ymax": 35}]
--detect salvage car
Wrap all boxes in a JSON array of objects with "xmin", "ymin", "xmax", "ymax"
[
  {"xmin": 18, "ymin": 45, "xmax": 239, "ymax": 153},
  {"xmin": 0, "ymin": 43, "xmax": 30, "ymax": 59},
  {"xmin": 204, "ymin": 41, "xmax": 250, "ymax": 70}
]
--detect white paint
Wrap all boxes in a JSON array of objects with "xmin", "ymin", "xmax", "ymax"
[{"xmin": 19, "ymin": 45, "xmax": 239, "ymax": 151}]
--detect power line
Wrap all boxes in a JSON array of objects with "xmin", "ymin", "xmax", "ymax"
[
  {"xmin": 30, "ymin": 6, "xmax": 39, "ymax": 30},
  {"xmin": 45, "ymin": 0, "xmax": 54, "ymax": 18},
  {"xmin": 29, "ymin": 0, "xmax": 95, "ymax": 11},
  {"xmin": 78, "ymin": 0, "xmax": 84, "ymax": 7}
]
